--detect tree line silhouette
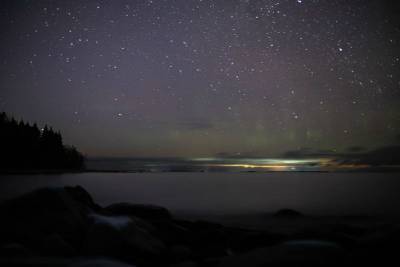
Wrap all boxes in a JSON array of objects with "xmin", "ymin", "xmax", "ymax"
[{"xmin": 0, "ymin": 112, "xmax": 84, "ymax": 171}]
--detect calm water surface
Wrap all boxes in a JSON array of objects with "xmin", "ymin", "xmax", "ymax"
[{"xmin": 1, "ymin": 172, "xmax": 399, "ymax": 216}]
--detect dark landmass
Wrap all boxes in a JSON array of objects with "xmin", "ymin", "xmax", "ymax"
[
  {"xmin": 0, "ymin": 112, "xmax": 84, "ymax": 172},
  {"xmin": 1, "ymin": 186, "xmax": 400, "ymax": 266}
]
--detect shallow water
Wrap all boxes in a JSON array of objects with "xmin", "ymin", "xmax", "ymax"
[{"xmin": 1, "ymin": 172, "xmax": 399, "ymax": 216}]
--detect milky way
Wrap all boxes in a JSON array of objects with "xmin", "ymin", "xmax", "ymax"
[{"xmin": 1, "ymin": 0, "xmax": 399, "ymax": 157}]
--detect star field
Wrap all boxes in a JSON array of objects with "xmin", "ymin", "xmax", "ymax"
[{"xmin": 1, "ymin": 0, "xmax": 399, "ymax": 157}]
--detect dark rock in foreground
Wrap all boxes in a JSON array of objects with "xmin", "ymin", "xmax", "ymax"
[
  {"xmin": 1, "ymin": 186, "xmax": 399, "ymax": 266},
  {"xmin": 106, "ymin": 203, "xmax": 172, "ymax": 220},
  {"xmin": 0, "ymin": 186, "xmax": 101, "ymax": 251},
  {"xmin": 0, "ymin": 186, "xmax": 285, "ymax": 266},
  {"xmin": 84, "ymin": 213, "xmax": 167, "ymax": 265}
]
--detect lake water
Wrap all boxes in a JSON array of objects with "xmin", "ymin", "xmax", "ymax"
[{"xmin": 1, "ymin": 172, "xmax": 399, "ymax": 217}]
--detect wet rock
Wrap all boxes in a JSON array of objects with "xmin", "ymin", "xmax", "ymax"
[
  {"xmin": 105, "ymin": 203, "xmax": 172, "ymax": 221},
  {"xmin": 291, "ymin": 228, "xmax": 356, "ymax": 247},
  {"xmin": 84, "ymin": 214, "xmax": 166, "ymax": 265},
  {"xmin": 89, "ymin": 214, "xmax": 132, "ymax": 230}
]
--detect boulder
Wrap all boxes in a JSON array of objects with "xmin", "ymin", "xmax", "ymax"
[
  {"xmin": 84, "ymin": 213, "xmax": 166, "ymax": 265},
  {"xmin": 105, "ymin": 203, "xmax": 172, "ymax": 220},
  {"xmin": 0, "ymin": 186, "xmax": 100, "ymax": 250}
]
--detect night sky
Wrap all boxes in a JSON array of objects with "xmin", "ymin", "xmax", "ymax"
[{"xmin": 1, "ymin": 0, "xmax": 399, "ymax": 158}]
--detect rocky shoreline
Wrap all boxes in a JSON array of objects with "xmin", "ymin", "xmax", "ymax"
[{"xmin": 1, "ymin": 186, "xmax": 399, "ymax": 266}]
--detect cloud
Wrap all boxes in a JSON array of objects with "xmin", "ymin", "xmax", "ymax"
[{"xmin": 283, "ymin": 145, "xmax": 400, "ymax": 166}]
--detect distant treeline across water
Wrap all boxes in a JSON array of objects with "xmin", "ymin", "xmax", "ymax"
[{"xmin": 0, "ymin": 112, "xmax": 84, "ymax": 171}]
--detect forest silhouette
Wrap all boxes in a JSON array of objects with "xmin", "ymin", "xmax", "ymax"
[{"xmin": 0, "ymin": 112, "xmax": 84, "ymax": 171}]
